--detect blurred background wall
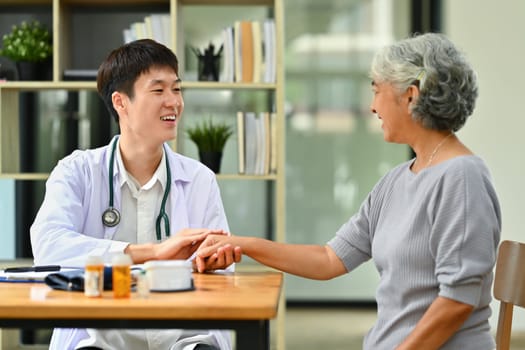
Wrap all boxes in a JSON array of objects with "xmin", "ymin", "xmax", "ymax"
[{"xmin": 444, "ymin": 0, "xmax": 525, "ymax": 331}]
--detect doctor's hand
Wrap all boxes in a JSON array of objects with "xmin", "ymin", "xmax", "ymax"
[
  {"xmin": 156, "ymin": 228, "xmax": 229, "ymax": 260},
  {"xmin": 194, "ymin": 234, "xmax": 242, "ymax": 273},
  {"xmin": 125, "ymin": 228, "xmax": 227, "ymax": 263}
]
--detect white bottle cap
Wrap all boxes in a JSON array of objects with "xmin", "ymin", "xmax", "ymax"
[
  {"xmin": 85, "ymin": 255, "xmax": 103, "ymax": 266},
  {"xmin": 112, "ymin": 253, "xmax": 132, "ymax": 266}
]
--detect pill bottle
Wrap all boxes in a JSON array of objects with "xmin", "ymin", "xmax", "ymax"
[
  {"xmin": 112, "ymin": 253, "xmax": 132, "ymax": 298},
  {"xmin": 136, "ymin": 269, "xmax": 149, "ymax": 299},
  {"xmin": 84, "ymin": 255, "xmax": 104, "ymax": 297}
]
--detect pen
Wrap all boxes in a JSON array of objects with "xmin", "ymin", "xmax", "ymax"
[{"xmin": 4, "ymin": 265, "xmax": 61, "ymax": 273}]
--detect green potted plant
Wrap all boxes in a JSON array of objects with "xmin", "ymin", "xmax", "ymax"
[
  {"xmin": 0, "ymin": 20, "xmax": 52, "ymax": 81},
  {"xmin": 186, "ymin": 118, "xmax": 233, "ymax": 173}
]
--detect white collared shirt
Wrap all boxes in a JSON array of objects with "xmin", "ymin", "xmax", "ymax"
[{"xmin": 114, "ymin": 142, "xmax": 169, "ymax": 244}]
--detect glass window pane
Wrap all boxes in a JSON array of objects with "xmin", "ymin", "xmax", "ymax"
[{"xmin": 284, "ymin": 0, "xmax": 411, "ymax": 300}]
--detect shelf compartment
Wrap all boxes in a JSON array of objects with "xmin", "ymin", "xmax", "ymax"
[
  {"xmin": 59, "ymin": 0, "xmax": 169, "ymax": 5},
  {"xmin": 0, "ymin": 89, "xmax": 19, "ymax": 174},
  {"xmin": 217, "ymin": 173, "xmax": 277, "ymax": 180},
  {"xmin": 180, "ymin": 0, "xmax": 273, "ymax": 5},
  {"xmin": 0, "ymin": 82, "xmax": 96, "ymax": 91},
  {"xmin": 0, "ymin": 173, "xmax": 49, "ymax": 180},
  {"xmin": 182, "ymin": 82, "xmax": 276, "ymax": 90},
  {"xmin": 0, "ymin": 173, "xmax": 278, "ymax": 181},
  {"xmin": 0, "ymin": 81, "xmax": 275, "ymax": 90},
  {"xmin": 0, "ymin": 1, "xmax": 52, "ymax": 6}
]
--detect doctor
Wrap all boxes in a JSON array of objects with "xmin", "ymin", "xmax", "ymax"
[{"xmin": 30, "ymin": 39, "xmax": 240, "ymax": 350}]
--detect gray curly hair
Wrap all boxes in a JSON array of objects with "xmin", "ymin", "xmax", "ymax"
[{"xmin": 370, "ymin": 33, "xmax": 478, "ymax": 132}]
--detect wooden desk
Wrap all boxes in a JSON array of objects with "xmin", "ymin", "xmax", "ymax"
[{"xmin": 0, "ymin": 271, "xmax": 283, "ymax": 350}]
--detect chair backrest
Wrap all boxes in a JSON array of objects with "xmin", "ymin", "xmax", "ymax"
[{"xmin": 493, "ymin": 240, "xmax": 525, "ymax": 350}]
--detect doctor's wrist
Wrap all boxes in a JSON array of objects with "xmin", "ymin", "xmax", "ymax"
[{"xmin": 124, "ymin": 243, "xmax": 156, "ymax": 264}]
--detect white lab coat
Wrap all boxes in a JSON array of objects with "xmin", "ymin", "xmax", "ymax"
[{"xmin": 30, "ymin": 136, "xmax": 232, "ymax": 350}]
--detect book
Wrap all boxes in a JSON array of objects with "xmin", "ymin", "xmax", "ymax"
[
  {"xmin": 237, "ymin": 111, "xmax": 274, "ymax": 175},
  {"xmin": 255, "ymin": 113, "xmax": 264, "ymax": 174},
  {"xmin": 263, "ymin": 19, "xmax": 276, "ymax": 83},
  {"xmin": 122, "ymin": 14, "xmax": 170, "ymax": 46},
  {"xmin": 269, "ymin": 20, "xmax": 276, "ymax": 83},
  {"xmin": 144, "ymin": 15, "xmax": 153, "ymax": 39},
  {"xmin": 251, "ymin": 21, "xmax": 263, "ymax": 83},
  {"xmin": 239, "ymin": 20, "xmax": 254, "ymax": 83},
  {"xmin": 243, "ymin": 111, "xmax": 258, "ymax": 175},
  {"xmin": 63, "ymin": 69, "xmax": 98, "ymax": 81},
  {"xmin": 131, "ymin": 22, "xmax": 147, "ymax": 40},
  {"xmin": 150, "ymin": 14, "xmax": 168, "ymax": 46},
  {"xmin": 161, "ymin": 14, "xmax": 172, "ymax": 47},
  {"xmin": 269, "ymin": 112, "xmax": 278, "ymax": 174},
  {"xmin": 262, "ymin": 112, "xmax": 271, "ymax": 175},
  {"xmin": 233, "ymin": 21, "xmax": 242, "ymax": 82},
  {"xmin": 221, "ymin": 26, "xmax": 235, "ymax": 83},
  {"xmin": 237, "ymin": 111, "xmax": 245, "ymax": 174},
  {"xmin": 123, "ymin": 28, "xmax": 134, "ymax": 43}
]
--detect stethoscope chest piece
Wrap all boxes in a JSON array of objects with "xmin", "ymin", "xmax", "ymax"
[{"xmin": 102, "ymin": 207, "xmax": 121, "ymax": 227}]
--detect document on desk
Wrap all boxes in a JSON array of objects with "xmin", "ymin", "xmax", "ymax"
[{"xmin": 0, "ymin": 266, "xmax": 81, "ymax": 283}]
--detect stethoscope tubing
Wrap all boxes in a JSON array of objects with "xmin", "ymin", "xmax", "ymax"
[{"xmin": 102, "ymin": 137, "xmax": 171, "ymax": 240}]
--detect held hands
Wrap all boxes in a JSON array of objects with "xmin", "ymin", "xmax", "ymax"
[
  {"xmin": 153, "ymin": 228, "xmax": 227, "ymax": 260},
  {"xmin": 126, "ymin": 228, "xmax": 241, "ymax": 271},
  {"xmin": 195, "ymin": 234, "xmax": 242, "ymax": 273}
]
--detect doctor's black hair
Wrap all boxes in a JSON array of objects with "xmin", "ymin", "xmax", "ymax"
[{"xmin": 96, "ymin": 39, "xmax": 179, "ymax": 123}]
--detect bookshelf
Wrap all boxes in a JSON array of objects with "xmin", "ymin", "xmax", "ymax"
[{"xmin": 0, "ymin": 0, "xmax": 285, "ymax": 348}]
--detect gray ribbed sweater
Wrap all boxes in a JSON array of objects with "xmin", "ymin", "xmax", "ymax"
[{"xmin": 328, "ymin": 155, "xmax": 501, "ymax": 350}]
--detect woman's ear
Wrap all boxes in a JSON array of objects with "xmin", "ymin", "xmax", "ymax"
[
  {"xmin": 404, "ymin": 85, "xmax": 419, "ymax": 114},
  {"xmin": 406, "ymin": 85, "xmax": 419, "ymax": 105}
]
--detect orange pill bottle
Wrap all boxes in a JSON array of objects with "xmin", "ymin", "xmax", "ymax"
[{"xmin": 112, "ymin": 253, "xmax": 132, "ymax": 298}]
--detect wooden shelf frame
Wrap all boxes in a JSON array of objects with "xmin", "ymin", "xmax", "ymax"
[
  {"xmin": 0, "ymin": 0, "xmax": 286, "ymax": 348},
  {"xmin": 0, "ymin": 81, "xmax": 277, "ymax": 90}
]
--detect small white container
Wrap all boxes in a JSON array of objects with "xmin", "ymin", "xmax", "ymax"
[
  {"xmin": 144, "ymin": 260, "xmax": 193, "ymax": 292},
  {"xmin": 84, "ymin": 255, "xmax": 104, "ymax": 298}
]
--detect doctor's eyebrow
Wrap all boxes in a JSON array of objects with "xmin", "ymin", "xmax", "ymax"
[{"xmin": 148, "ymin": 78, "xmax": 182, "ymax": 87}]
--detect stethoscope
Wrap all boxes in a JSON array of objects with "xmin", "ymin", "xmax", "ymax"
[{"xmin": 102, "ymin": 137, "xmax": 172, "ymax": 241}]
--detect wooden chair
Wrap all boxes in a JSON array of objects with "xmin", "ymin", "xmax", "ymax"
[{"xmin": 493, "ymin": 240, "xmax": 525, "ymax": 350}]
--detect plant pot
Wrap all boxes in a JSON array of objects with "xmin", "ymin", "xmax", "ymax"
[
  {"xmin": 199, "ymin": 151, "xmax": 223, "ymax": 173},
  {"xmin": 197, "ymin": 56, "xmax": 220, "ymax": 81},
  {"xmin": 16, "ymin": 60, "xmax": 51, "ymax": 81}
]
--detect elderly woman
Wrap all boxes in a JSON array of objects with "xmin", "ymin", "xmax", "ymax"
[{"xmin": 197, "ymin": 33, "xmax": 501, "ymax": 350}]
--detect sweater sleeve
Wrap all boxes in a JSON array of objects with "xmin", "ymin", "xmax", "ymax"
[
  {"xmin": 328, "ymin": 196, "xmax": 373, "ymax": 272},
  {"xmin": 430, "ymin": 160, "xmax": 501, "ymax": 306},
  {"xmin": 327, "ymin": 166, "xmax": 399, "ymax": 273}
]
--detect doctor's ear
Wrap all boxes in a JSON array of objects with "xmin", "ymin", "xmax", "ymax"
[{"xmin": 111, "ymin": 91, "xmax": 126, "ymax": 111}]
